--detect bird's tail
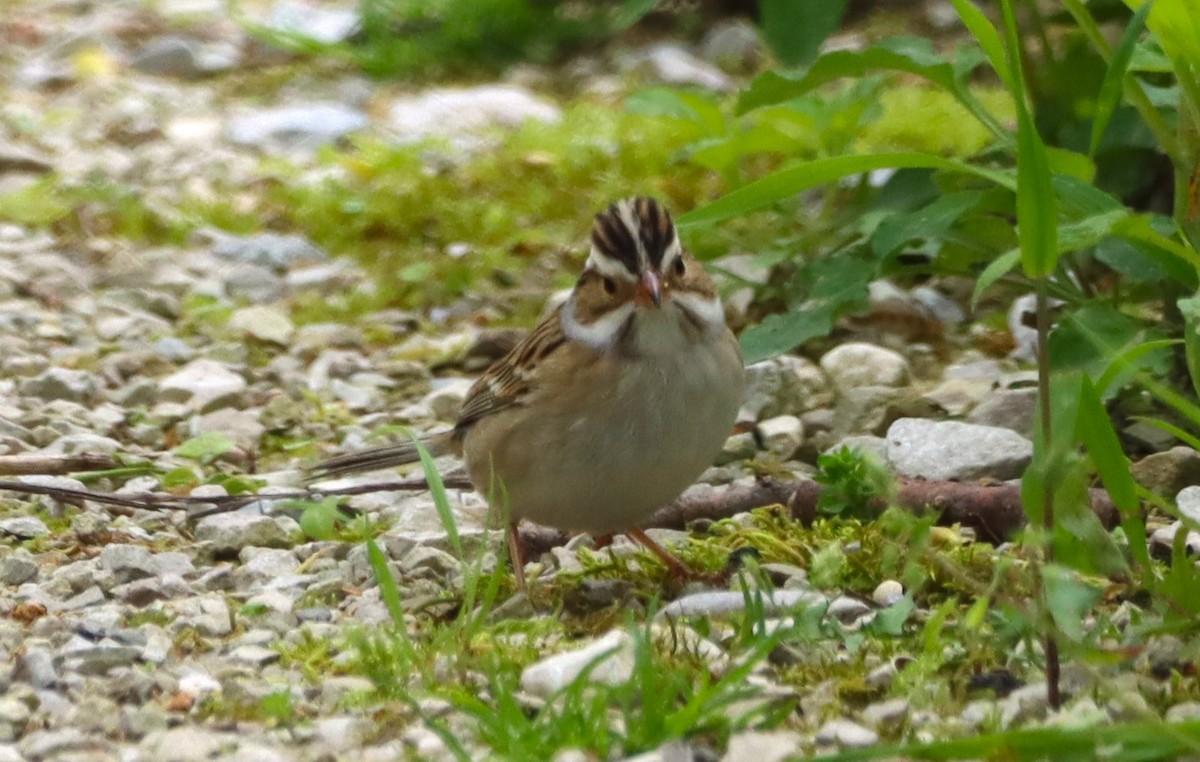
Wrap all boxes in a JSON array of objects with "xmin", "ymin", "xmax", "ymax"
[{"xmin": 307, "ymin": 430, "xmax": 456, "ymax": 481}]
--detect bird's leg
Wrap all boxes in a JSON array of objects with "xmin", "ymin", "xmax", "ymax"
[
  {"xmin": 507, "ymin": 521, "xmax": 528, "ymax": 594},
  {"xmin": 626, "ymin": 527, "xmax": 719, "ymax": 583}
]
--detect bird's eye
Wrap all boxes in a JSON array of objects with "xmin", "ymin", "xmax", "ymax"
[
  {"xmin": 602, "ymin": 277, "xmax": 617, "ymax": 295},
  {"xmin": 673, "ymin": 257, "xmax": 686, "ymax": 276}
]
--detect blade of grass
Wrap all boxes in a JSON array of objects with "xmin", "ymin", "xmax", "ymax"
[
  {"xmin": 366, "ymin": 536, "xmax": 406, "ymax": 629},
  {"xmin": 1089, "ymin": 1, "xmax": 1154, "ymax": 155},
  {"xmin": 404, "ymin": 428, "xmax": 463, "ymax": 560}
]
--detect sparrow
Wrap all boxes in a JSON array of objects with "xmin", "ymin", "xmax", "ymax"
[{"xmin": 312, "ymin": 197, "xmax": 745, "ymax": 590}]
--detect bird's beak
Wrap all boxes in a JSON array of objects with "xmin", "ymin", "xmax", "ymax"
[{"xmin": 637, "ymin": 270, "xmax": 663, "ymax": 308}]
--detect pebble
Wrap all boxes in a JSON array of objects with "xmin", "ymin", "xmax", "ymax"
[
  {"xmin": 967, "ymin": 388, "xmax": 1038, "ymax": 437},
  {"xmin": 158, "ymin": 359, "xmax": 247, "ymax": 412},
  {"xmin": 756, "ymin": 415, "xmax": 805, "ymax": 459},
  {"xmin": 815, "ymin": 718, "xmax": 879, "ymax": 748},
  {"xmin": 195, "ymin": 513, "xmax": 294, "ymax": 554},
  {"xmin": 657, "ymin": 589, "xmax": 827, "ymax": 620},
  {"xmin": 19, "ymin": 367, "xmax": 96, "ymax": 403},
  {"xmin": 0, "ymin": 550, "xmax": 39, "ymax": 585},
  {"xmin": 720, "ymin": 731, "xmax": 804, "ymax": 762},
  {"xmin": 861, "ymin": 697, "xmax": 910, "ymax": 729},
  {"xmin": 742, "ymin": 356, "xmax": 831, "ymax": 420},
  {"xmin": 872, "ymin": 580, "xmax": 904, "ymax": 607},
  {"xmin": 886, "ymin": 418, "xmax": 1033, "ymax": 481},
  {"xmin": 716, "ymin": 431, "xmax": 759, "ymax": 465},
  {"xmin": 388, "ymin": 85, "xmax": 561, "ymax": 147},
  {"xmin": 520, "ymin": 629, "xmax": 635, "ymax": 698},
  {"xmin": 228, "ymin": 305, "xmax": 295, "ymax": 344},
  {"xmin": 267, "ymin": 1, "xmax": 361, "ymax": 44},
  {"xmin": 820, "ymin": 342, "xmax": 911, "ymax": 390},
  {"xmin": 1132, "ymin": 447, "xmax": 1200, "ymax": 497},
  {"xmin": 0, "ymin": 517, "xmax": 49, "ymax": 539},
  {"xmin": 226, "ymin": 102, "xmax": 369, "ymax": 152}
]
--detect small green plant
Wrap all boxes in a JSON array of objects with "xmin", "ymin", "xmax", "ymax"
[{"xmin": 813, "ymin": 446, "xmax": 891, "ymax": 519}]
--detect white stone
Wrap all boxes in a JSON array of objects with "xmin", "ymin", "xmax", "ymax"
[
  {"xmin": 388, "ymin": 85, "xmax": 560, "ymax": 148},
  {"xmin": 815, "ymin": 718, "xmax": 878, "ymax": 748},
  {"xmin": 820, "ymin": 342, "xmax": 911, "ymax": 390},
  {"xmin": 520, "ymin": 629, "xmax": 635, "ymax": 698},
  {"xmin": 1176, "ymin": 485, "xmax": 1200, "ymax": 525},
  {"xmin": 872, "ymin": 580, "xmax": 904, "ymax": 607},
  {"xmin": 886, "ymin": 418, "xmax": 1033, "ymax": 481},
  {"xmin": 742, "ymin": 356, "xmax": 830, "ymax": 420},
  {"xmin": 158, "ymin": 359, "xmax": 246, "ymax": 411},
  {"xmin": 756, "ymin": 415, "xmax": 804, "ymax": 459},
  {"xmin": 721, "ymin": 731, "xmax": 803, "ymax": 762},
  {"xmin": 228, "ymin": 306, "xmax": 294, "ymax": 345}
]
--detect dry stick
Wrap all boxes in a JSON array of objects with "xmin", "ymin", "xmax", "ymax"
[{"xmin": 0, "ymin": 453, "xmax": 117, "ymax": 476}]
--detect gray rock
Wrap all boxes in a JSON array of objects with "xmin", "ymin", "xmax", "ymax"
[
  {"xmin": 700, "ymin": 20, "xmax": 762, "ymax": 72},
  {"xmin": 720, "ymin": 730, "xmax": 802, "ymax": 762},
  {"xmin": 872, "ymin": 580, "xmax": 904, "ymax": 607},
  {"xmin": 1178, "ymin": 486, "xmax": 1200, "ymax": 524},
  {"xmin": 423, "ymin": 377, "xmax": 474, "ymax": 421},
  {"xmin": 210, "ymin": 231, "xmax": 328, "ymax": 269},
  {"xmin": 226, "ymin": 103, "xmax": 369, "ymax": 152},
  {"xmin": 57, "ymin": 643, "xmax": 142, "ymax": 675},
  {"xmin": 1132, "ymin": 447, "xmax": 1200, "ymax": 497},
  {"xmin": 228, "ymin": 644, "xmax": 280, "ymax": 667},
  {"xmin": 820, "ymin": 343, "xmax": 911, "ymax": 390},
  {"xmin": 169, "ymin": 595, "xmax": 232, "ymax": 637},
  {"xmin": 19, "ymin": 368, "xmax": 95, "ymax": 403},
  {"xmin": 17, "ymin": 647, "xmax": 57, "ymax": 688},
  {"xmin": 61, "ymin": 585, "xmax": 106, "ymax": 610},
  {"xmin": 312, "ymin": 716, "xmax": 372, "ymax": 753},
  {"xmin": 195, "ymin": 513, "xmax": 294, "ymax": 554},
  {"xmin": 742, "ymin": 356, "xmax": 830, "ymax": 420},
  {"xmin": 922, "ymin": 378, "xmax": 991, "ymax": 417},
  {"xmin": 1001, "ymin": 682, "xmax": 1050, "ymax": 727},
  {"xmin": 715, "ymin": 432, "xmax": 757, "ymax": 465},
  {"xmin": 388, "ymin": 85, "xmax": 560, "ymax": 147},
  {"xmin": 1166, "ymin": 701, "xmax": 1200, "ymax": 722},
  {"xmin": 0, "ymin": 550, "xmax": 38, "ymax": 585},
  {"xmin": 861, "ymin": 697, "xmax": 910, "ymax": 729},
  {"xmin": 236, "ymin": 548, "xmax": 299, "ymax": 582},
  {"xmin": 833, "ymin": 386, "xmax": 904, "ymax": 437},
  {"xmin": 99, "ymin": 544, "xmax": 159, "ymax": 581},
  {"xmin": 0, "ymin": 517, "xmax": 48, "ymax": 539},
  {"xmin": 1149, "ymin": 522, "xmax": 1200, "ymax": 555},
  {"xmin": 657, "ymin": 589, "xmax": 826, "ymax": 620},
  {"xmin": 827, "ymin": 596, "xmax": 873, "ymax": 625},
  {"xmin": 190, "ymin": 408, "xmax": 266, "ymax": 451},
  {"xmin": 886, "ymin": 418, "xmax": 1033, "ymax": 481},
  {"xmin": 158, "ymin": 359, "xmax": 247, "ymax": 412},
  {"xmin": 967, "ymin": 388, "xmax": 1038, "ymax": 437},
  {"xmin": 520, "ymin": 629, "xmax": 635, "ymax": 698},
  {"xmin": 228, "ymin": 306, "xmax": 294, "ymax": 344},
  {"xmin": 815, "ymin": 718, "xmax": 878, "ymax": 748},
  {"xmin": 131, "ymin": 36, "xmax": 238, "ymax": 77},
  {"xmin": 756, "ymin": 415, "xmax": 804, "ymax": 459},
  {"xmin": 826, "ymin": 435, "xmax": 888, "ymax": 464}
]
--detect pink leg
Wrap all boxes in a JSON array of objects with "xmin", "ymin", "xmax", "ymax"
[
  {"xmin": 625, "ymin": 527, "xmax": 718, "ymax": 583},
  {"xmin": 507, "ymin": 521, "xmax": 528, "ymax": 593}
]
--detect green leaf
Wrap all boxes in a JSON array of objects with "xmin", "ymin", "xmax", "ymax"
[
  {"xmin": 740, "ymin": 308, "xmax": 835, "ymax": 365},
  {"xmin": 1179, "ymin": 293, "xmax": 1200, "ymax": 401},
  {"xmin": 971, "ymin": 248, "xmax": 1021, "ymax": 307},
  {"xmin": 950, "ymin": 0, "xmax": 1012, "ymax": 88},
  {"xmin": 405, "ymin": 430, "xmax": 463, "ymax": 561},
  {"xmin": 676, "ymin": 152, "xmax": 1015, "ymax": 230},
  {"xmin": 174, "ymin": 432, "xmax": 237, "ymax": 463},
  {"xmin": 872, "ymin": 191, "xmax": 984, "ymax": 257},
  {"xmin": 366, "ymin": 537, "xmax": 406, "ymax": 628},
  {"xmin": 739, "ymin": 36, "xmax": 981, "ymax": 112},
  {"xmin": 871, "ymin": 596, "xmax": 915, "ymax": 636},
  {"xmin": 759, "ymin": 0, "xmax": 848, "ymax": 68},
  {"xmin": 1091, "ymin": 2, "xmax": 1153, "ymax": 155},
  {"xmin": 1000, "ymin": 0, "xmax": 1059, "ymax": 278},
  {"xmin": 1043, "ymin": 564, "xmax": 1102, "ymax": 642},
  {"xmin": 0, "ymin": 177, "xmax": 72, "ymax": 226},
  {"xmin": 295, "ymin": 497, "xmax": 343, "ymax": 541},
  {"xmin": 1075, "ymin": 376, "xmax": 1150, "ymax": 572}
]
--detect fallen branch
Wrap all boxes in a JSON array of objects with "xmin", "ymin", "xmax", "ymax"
[{"xmin": 0, "ymin": 453, "xmax": 117, "ymax": 476}]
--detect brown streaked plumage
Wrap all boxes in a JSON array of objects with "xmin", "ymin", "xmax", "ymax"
[{"xmin": 311, "ymin": 197, "xmax": 744, "ymax": 591}]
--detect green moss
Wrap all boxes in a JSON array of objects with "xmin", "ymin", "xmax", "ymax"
[{"xmin": 857, "ymin": 85, "xmax": 1015, "ymax": 156}]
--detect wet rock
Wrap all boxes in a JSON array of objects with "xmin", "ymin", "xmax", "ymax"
[
  {"xmin": 820, "ymin": 342, "xmax": 911, "ymax": 390},
  {"xmin": 886, "ymin": 418, "xmax": 1033, "ymax": 481}
]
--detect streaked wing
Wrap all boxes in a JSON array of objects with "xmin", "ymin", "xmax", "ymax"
[{"xmin": 454, "ymin": 309, "xmax": 567, "ymax": 434}]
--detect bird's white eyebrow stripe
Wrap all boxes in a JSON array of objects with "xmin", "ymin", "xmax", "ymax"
[
  {"xmin": 585, "ymin": 246, "xmax": 638, "ymax": 281},
  {"xmin": 671, "ymin": 291, "xmax": 725, "ymax": 328}
]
